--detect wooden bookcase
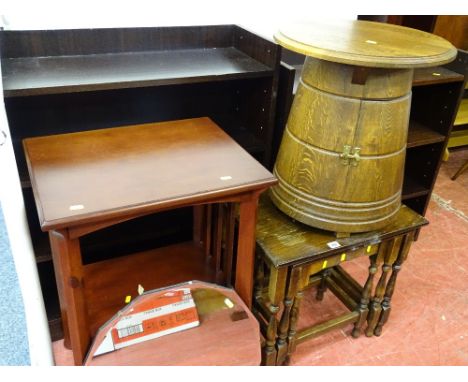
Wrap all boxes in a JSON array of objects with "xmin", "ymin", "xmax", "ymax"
[
  {"xmin": 272, "ymin": 48, "xmax": 466, "ymax": 219},
  {"xmin": 0, "ymin": 25, "xmax": 281, "ymax": 340}
]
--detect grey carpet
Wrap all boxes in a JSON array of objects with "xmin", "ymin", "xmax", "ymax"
[{"xmin": 0, "ymin": 203, "xmax": 30, "ymax": 365}]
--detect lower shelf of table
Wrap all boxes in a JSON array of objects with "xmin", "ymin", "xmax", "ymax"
[{"xmin": 83, "ymin": 241, "xmax": 215, "ymax": 336}]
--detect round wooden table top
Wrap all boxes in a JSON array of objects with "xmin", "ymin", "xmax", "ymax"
[{"xmin": 274, "ymin": 20, "xmax": 457, "ymax": 68}]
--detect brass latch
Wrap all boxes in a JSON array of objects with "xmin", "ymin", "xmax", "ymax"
[{"xmin": 340, "ymin": 145, "xmax": 361, "ymax": 166}]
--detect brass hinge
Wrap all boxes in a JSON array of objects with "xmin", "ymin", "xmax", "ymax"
[{"xmin": 340, "ymin": 145, "xmax": 361, "ymax": 166}]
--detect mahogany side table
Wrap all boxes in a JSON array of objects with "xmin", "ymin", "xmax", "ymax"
[
  {"xmin": 23, "ymin": 117, "xmax": 276, "ymax": 365},
  {"xmin": 253, "ymin": 195, "xmax": 427, "ymax": 365}
]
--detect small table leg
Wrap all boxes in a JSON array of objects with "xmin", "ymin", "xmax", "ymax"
[
  {"xmin": 49, "ymin": 229, "xmax": 90, "ymax": 366},
  {"xmin": 374, "ymin": 232, "xmax": 415, "ymax": 336},
  {"xmin": 287, "ymin": 288, "xmax": 304, "ymax": 358},
  {"xmin": 263, "ymin": 304, "xmax": 280, "ymax": 366},
  {"xmin": 276, "ymin": 267, "xmax": 301, "ymax": 365},
  {"xmin": 351, "ymin": 253, "xmax": 378, "ymax": 338},
  {"xmin": 236, "ymin": 194, "xmax": 260, "ymax": 308},
  {"xmin": 366, "ymin": 237, "xmax": 402, "ymax": 337},
  {"xmin": 260, "ymin": 266, "xmax": 287, "ymax": 366}
]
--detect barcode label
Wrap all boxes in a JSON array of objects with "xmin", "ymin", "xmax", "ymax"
[{"xmin": 117, "ymin": 323, "xmax": 143, "ymax": 339}]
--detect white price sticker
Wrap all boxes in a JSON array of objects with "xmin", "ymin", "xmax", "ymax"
[{"xmin": 327, "ymin": 241, "xmax": 341, "ymax": 249}]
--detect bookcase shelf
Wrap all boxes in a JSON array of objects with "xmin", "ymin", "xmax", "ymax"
[
  {"xmin": 2, "ymin": 47, "xmax": 273, "ymax": 97},
  {"xmin": 407, "ymin": 120, "xmax": 446, "ymax": 148},
  {"xmin": 402, "ymin": 178, "xmax": 430, "ymax": 200},
  {"xmin": 412, "ymin": 66, "xmax": 463, "ymax": 86}
]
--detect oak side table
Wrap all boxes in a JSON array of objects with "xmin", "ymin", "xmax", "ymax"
[
  {"xmin": 23, "ymin": 117, "xmax": 276, "ymax": 365},
  {"xmin": 254, "ymin": 196, "xmax": 427, "ymax": 366}
]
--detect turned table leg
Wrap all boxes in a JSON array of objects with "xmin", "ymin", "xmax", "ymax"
[
  {"xmin": 49, "ymin": 229, "xmax": 90, "ymax": 365},
  {"xmin": 263, "ymin": 304, "xmax": 280, "ymax": 366},
  {"xmin": 366, "ymin": 237, "xmax": 402, "ymax": 337},
  {"xmin": 287, "ymin": 288, "xmax": 304, "ymax": 360},
  {"xmin": 260, "ymin": 266, "xmax": 288, "ymax": 366},
  {"xmin": 374, "ymin": 232, "xmax": 415, "ymax": 336},
  {"xmin": 351, "ymin": 253, "xmax": 378, "ymax": 338},
  {"xmin": 276, "ymin": 267, "xmax": 302, "ymax": 365}
]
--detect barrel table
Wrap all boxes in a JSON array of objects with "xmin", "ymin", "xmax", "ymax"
[{"xmin": 271, "ymin": 20, "xmax": 456, "ymax": 234}]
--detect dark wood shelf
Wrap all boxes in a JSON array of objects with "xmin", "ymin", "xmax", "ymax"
[
  {"xmin": 36, "ymin": 260, "xmax": 63, "ymax": 340},
  {"xmin": 412, "ymin": 66, "xmax": 464, "ymax": 87},
  {"xmin": 20, "ymin": 178, "xmax": 31, "ymax": 188},
  {"xmin": 48, "ymin": 317, "xmax": 63, "ymax": 341},
  {"xmin": 35, "ymin": 250, "xmax": 52, "ymax": 264},
  {"xmin": 402, "ymin": 177, "xmax": 430, "ymax": 200},
  {"xmin": 27, "ymin": 229, "xmax": 52, "ymax": 263},
  {"xmin": 2, "ymin": 47, "xmax": 273, "ymax": 97},
  {"xmin": 83, "ymin": 241, "xmax": 215, "ymax": 336},
  {"xmin": 407, "ymin": 120, "xmax": 446, "ymax": 148}
]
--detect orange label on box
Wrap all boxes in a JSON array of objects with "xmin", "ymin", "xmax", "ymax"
[
  {"xmin": 94, "ymin": 288, "xmax": 199, "ymax": 356},
  {"xmin": 111, "ymin": 307, "xmax": 198, "ymax": 346}
]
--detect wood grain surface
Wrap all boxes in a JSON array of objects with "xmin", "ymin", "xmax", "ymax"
[
  {"xmin": 275, "ymin": 19, "xmax": 457, "ymax": 68},
  {"xmin": 301, "ymin": 57, "xmax": 413, "ymax": 98},
  {"xmin": 83, "ymin": 242, "xmax": 214, "ymax": 336},
  {"xmin": 23, "ymin": 117, "xmax": 276, "ymax": 230},
  {"xmin": 256, "ymin": 195, "xmax": 427, "ymax": 267},
  {"xmin": 271, "ymin": 56, "xmax": 409, "ymax": 232},
  {"xmin": 288, "ymin": 68, "xmax": 411, "ymax": 155}
]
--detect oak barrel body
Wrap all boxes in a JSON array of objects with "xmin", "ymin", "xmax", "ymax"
[
  {"xmin": 271, "ymin": 20, "xmax": 457, "ymax": 233},
  {"xmin": 271, "ymin": 58, "xmax": 412, "ymax": 232}
]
